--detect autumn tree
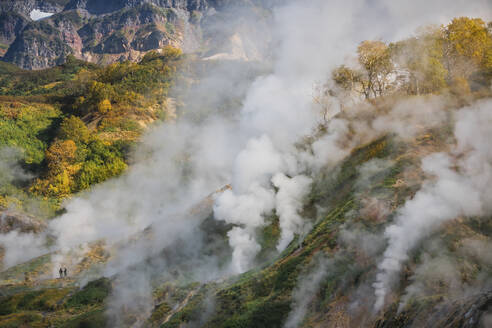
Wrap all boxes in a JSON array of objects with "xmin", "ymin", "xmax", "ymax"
[
  {"xmin": 73, "ymin": 139, "xmax": 127, "ymax": 191},
  {"xmin": 58, "ymin": 116, "xmax": 90, "ymax": 144},
  {"xmin": 332, "ymin": 41, "xmax": 394, "ymax": 99},
  {"xmin": 390, "ymin": 26, "xmax": 448, "ymax": 94},
  {"xmin": 45, "ymin": 140, "xmax": 77, "ymax": 175},
  {"xmin": 31, "ymin": 139, "xmax": 78, "ymax": 197},
  {"xmin": 312, "ymin": 81, "xmax": 339, "ymax": 125},
  {"xmin": 332, "ymin": 65, "xmax": 363, "ymax": 92},
  {"xmin": 357, "ymin": 40, "xmax": 394, "ymax": 98},
  {"xmin": 86, "ymin": 81, "xmax": 114, "ymax": 113},
  {"xmin": 97, "ymin": 99, "xmax": 112, "ymax": 114},
  {"xmin": 443, "ymin": 17, "xmax": 492, "ymax": 82}
]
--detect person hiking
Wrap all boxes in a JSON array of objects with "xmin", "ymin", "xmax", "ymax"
[
  {"xmin": 63, "ymin": 268, "xmax": 67, "ymax": 277},
  {"xmin": 59, "ymin": 268, "xmax": 63, "ymax": 278}
]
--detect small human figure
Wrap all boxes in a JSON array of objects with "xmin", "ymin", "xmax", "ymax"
[
  {"xmin": 59, "ymin": 268, "xmax": 63, "ymax": 278},
  {"xmin": 64, "ymin": 267, "xmax": 67, "ymax": 277}
]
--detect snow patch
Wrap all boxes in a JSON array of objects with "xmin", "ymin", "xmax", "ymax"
[{"xmin": 30, "ymin": 9, "xmax": 54, "ymax": 21}]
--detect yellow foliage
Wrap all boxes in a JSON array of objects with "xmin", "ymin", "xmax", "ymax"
[
  {"xmin": 97, "ymin": 99, "xmax": 112, "ymax": 114},
  {"xmin": 46, "ymin": 140, "xmax": 77, "ymax": 174},
  {"xmin": 161, "ymin": 46, "xmax": 183, "ymax": 61},
  {"xmin": 446, "ymin": 17, "xmax": 490, "ymax": 64},
  {"xmin": 357, "ymin": 40, "xmax": 391, "ymax": 72},
  {"xmin": 32, "ymin": 169, "xmax": 72, "ymax": 198},
  {"xmin": 444, "ymin": 17, "xmax": 492, "ymax": 79},
  {"xmin": 357, "ymin": 40, "xmax": 393, "ymax": 98},
  {"xmin": 47, "ymin": 170, "xmax": 72, "ymax": 197},
  {"xmin": 450, "ymin": 76, "xmax": 471, "ymax": 95},
  {"xmin": 58, "ymin": 116, "xmax": 90, "ymax": 144},
  {"xmin": 0, "ymin": 195, "xmax": 22, "ymax": 210}
]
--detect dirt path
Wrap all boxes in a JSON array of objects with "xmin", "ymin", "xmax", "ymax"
[{"xmin": 161, "ymin": 287, "xmax": 200, "ymax": 325}]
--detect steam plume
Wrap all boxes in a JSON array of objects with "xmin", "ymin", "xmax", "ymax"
[{"xmin": 373, "ymin": 99, "xmax": 492, "ymax": 311}]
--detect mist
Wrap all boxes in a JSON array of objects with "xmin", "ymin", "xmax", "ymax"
[
  {"xmin": 284, "ymin": 254, "xmax": 332, "ymax": 328},
  {"xmin": 0, "ymin": 0, "xmax": 491, "ymax": 326},
  {"xmin": 373, "ymin": 99, "xmax": 492, "ymax": 311},
  {"xmin": 0, "ymin": 147, "xmax": 46, "ymax": 268}
]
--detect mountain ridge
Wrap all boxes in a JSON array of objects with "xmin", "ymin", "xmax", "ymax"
[{"xmin": 0, "ymin": 0, "xmax": 269, "ymax": 69}]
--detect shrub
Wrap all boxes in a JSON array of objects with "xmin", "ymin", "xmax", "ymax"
[
  {"xmin": 65, "ymin": 278, "xmax": 112, "ymax": 308},
  {"xmin": 58, "ymin": 116, "xmax": 90, "ymax": 144}
]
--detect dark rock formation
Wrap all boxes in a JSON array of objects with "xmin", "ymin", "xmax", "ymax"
[
  {"xmin": 0, "ymin": 0, "xmax": 272, "ymax": 69},
  {"xmin": 0, "ymin": 12, "xmax": 29, "ymax": 45},
  {"xmin": 64, "ymin": 0, "xmax": 211, "ymax": 14},
  {"xmin": 0, "ymin": 0, "xmax": 68, "ymax": 18},
  {"xmin": 3, "ymin": 20, "xmax": 73, "ymax": 69}
]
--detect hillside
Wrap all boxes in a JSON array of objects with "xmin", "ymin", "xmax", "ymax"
[
  {"xmin": 1, "ymin": 99, "xmax": 492, "ymax": 327},
  {"xmin": 0, "ymin": 47, "xmax": 185, "ymax": 220},
  {"xmin": 0, "ymin": 1, "xmax": 492, "ymax": 328},
  {"xmin": 0, "ymin": 0, "xmax": 271, "ymax": 69}
]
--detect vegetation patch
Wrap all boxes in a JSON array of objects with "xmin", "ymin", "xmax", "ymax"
[{"xmin": 65, "ymin": 278, "xmax": 111, "ymax": 308}]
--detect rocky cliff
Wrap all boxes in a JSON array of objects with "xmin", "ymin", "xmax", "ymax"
[
  {"xmin": 0, "ymin": 0, "xmax": 269, "ymax": 69},
  {"xmin": 64, "ymin": 0, "xmax": 211, "ymax": 14},
  {"xmin": 0, "ymin": 11, "xmax": 28, "ymax": 55},
  {"xmin": 0, "ymin": 0, "xmax": 67, "ymax": 18},
  {"xmin": 3, "ymin": 19, "xmax": 73, "ymax": 69}
]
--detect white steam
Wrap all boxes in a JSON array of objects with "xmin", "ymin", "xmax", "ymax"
[
  {"xmin": 272, "ymin": 173, "xmax": 312, "ymax": 251},
  {"xmin": 373, "ymin": 99, "xmax": 492, "ymax": 311},
  {"xmin": 283, "ymin": 254, "xmax": 331, "ymax": 328},
  {"xmin": 0, "ymin": 147, "xmax": 44, "ymax": 268},
  {"xmin": 0, "ymin": 230, "xmax": 46, "ymax": 268},
  {"xmin": 0, "ymin": 0, "xmax": 490, "ymax": 325},
  {"xmin": 227, "ymin": 227, "xmax": 261, "ymax": 273}
]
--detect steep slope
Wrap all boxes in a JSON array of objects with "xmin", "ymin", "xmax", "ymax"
[
  {"xmin": 3, "ymin": 19, "xmax": 74, "ymax": 69},
  {"xmin": 0, "ymin": 0, "xmax": 68, "ymax": 17},
  {"xmin": 1, "ymin": 0, "xmax": 271, "ymax": 69},
  {"xmin": 0, "ymin": 0, "xmax": 68, "ymax": 52},
  {"xmin": 150, "ymin": 111, "xmax": 492, "ymax": 328},
  {"xmin": 1, "ymin": 95, "xmax": 491, "ymax": 328},
  {"xmin": 2, "ymin": 5, "xmax": 188, "ymax": 70},
  {"xmin": 64, "ymin": 0, "xmax": 211, "ymax": 14},
  {"xmin": 0, "ymin": 12, "xmax": 29, "ymax": 48},
  {"xmin": 0, "ymin": 3, "xmax": 491, "ymax": 328}
]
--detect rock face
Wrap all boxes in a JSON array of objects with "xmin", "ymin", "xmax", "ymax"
[
  {"xmin": 3, "ymin": 19, "xmax": 74, "ymax": 69},
  {"xmin": 0, "ymin": 210, "xmax": 45, "ymax": 234},
  {"xmin": 0, "ymin": 0, "xmax": 68, "ymax": 57},
  {"xmin": 0, "ymin": 0, "xmax": 67, "ymax": 17},
  {"xmin": 64, "ymin": 0, "xmax": 211, "ymax": 14},
  {"xmin": 0, "ymin": 0, "xmax": 271, "ymax": 69},
  {"xmin": 0, "ymin": 12, "xmax": 29, "ymax": 45}
]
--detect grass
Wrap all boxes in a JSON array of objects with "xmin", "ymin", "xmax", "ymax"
[
  {"xmin": 168, "ymin": 133, "xmax": 424, "ymax": 328},
  {"xmin": 0, "ymin": 47, "xmax": 181, "ymax": 213},
  {"xmin": 0, "ymin": 132, "xmax": 415, "ymax": 327},
  {"xmin": 0, "ymin": 101, "xmax": 61, "ymax": 166},
  {"xmin": 65, "ymin": 278, "xmax": 111, "ymax": 308},
  {"xmin": 0, "ymin": 312, "xmax": 44, "ymax": 328},
  {"xmin": 0, "ymin": 254, "xmax": 52, "ymax": 283},
  {"xmin": 60, "ymin": 308, "xmax": 107, "ymax": 328},
  {"xmin": 0, "ymin": 288, "xmax": 70, "ymax": 315}
]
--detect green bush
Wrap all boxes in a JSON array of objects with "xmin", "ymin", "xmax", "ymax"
[
  {"xmin": 73, "ymin": 140, "xmax": 127, "ymax": 191},
  {"xmin": 0, "ymin": 288, "xmax": 69, "ymax": 315},
  {"xmin": 62, "ymin": 309, "xmax": 107, "ymax": 328},
  {"xmin": 58, "ymin": 116, "xmax": 90, "ymax": 144},
  {"xmin": 0, "ymin": 312, "xmax": 43, "ymax": 328},
  {"xmin": 0, "ymin": 103, "xmax": 61, "ymax": 166},
  {"xmin": 65, "ymin": 278, "xmax": 112, "ymax": 308}
]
